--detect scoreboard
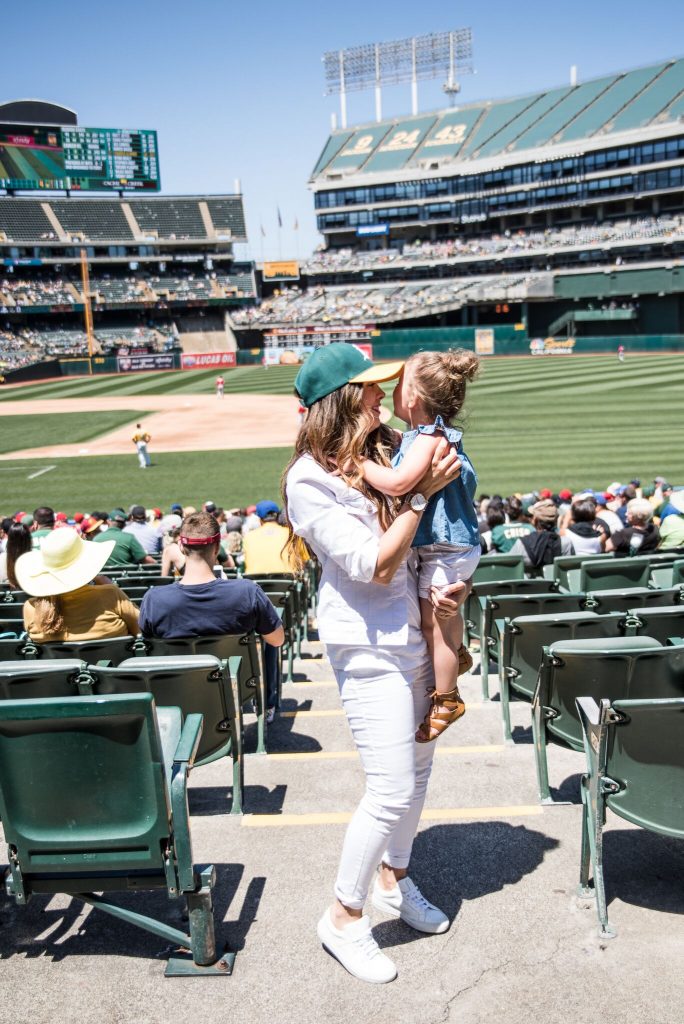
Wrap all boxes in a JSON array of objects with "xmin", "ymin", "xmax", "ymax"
[{"xmin": 0, "ymin": 123, "xmax": 160, "ymax": 192}]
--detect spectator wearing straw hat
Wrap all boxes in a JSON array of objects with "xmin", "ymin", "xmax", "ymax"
[{"xmin": 16, "ymin": 528, "xmax": 140, "ymax": 642}]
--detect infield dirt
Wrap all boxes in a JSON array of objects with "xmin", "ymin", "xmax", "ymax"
[{"xmin": 0, "ymin": 394, "xmax": 301, "ymax": 459}]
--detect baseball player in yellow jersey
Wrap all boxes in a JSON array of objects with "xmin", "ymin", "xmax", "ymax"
[{"xmin": 132, "ymin": 423, "xmax": 151, "ymax": 468}]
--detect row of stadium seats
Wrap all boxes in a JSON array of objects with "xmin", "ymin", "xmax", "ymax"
[
  {"xmin": 0, "ymin": 323, "xmax": 174, "ymax": 363},
  {"xmin": 302, "ymin": 214, "xmax": 684, "ymax": 275},
  {"xmin": 0, "ymin": 195, "xmax": 247, "ymax": 243},
  {"xmin": 459, "ymin": 549, "xmax": 684, "ymax": 937}
]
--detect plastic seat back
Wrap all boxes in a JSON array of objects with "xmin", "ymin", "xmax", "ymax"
[
  {"xmin": 588, "ymin": 587, "xmax": 682, "ymax": 613},
  {"xmin": 579, "ymin": 557, "xmax": 651, "ymax": 593},
  {"xmin": 544, "ymin": 636, "xmax": 684, "ymax": 750},
  {"xmin": 605, "ymin": 697, "xmax": 684, "ymax": 836},
  {"xmin": 0, "ymin": 659, "xmax": 85, "ymax": 700},
  {"xmin": 0, "ymin": 692, "xmax": 173, "ymax": 876},
  {"xmin": 0, "ymin": 637, "xmax": 38, "ymax": 662},
  {"xmin": 36, "ymin": 635, "xmax": 143, "ymax": 667},
  {"xmin": 140, "ymin": 633, "xmax": 260, "ymax": 708},
  {"xmin": 553, "ymin": 553, "xmax": 612, "ymax": 591},
  {"xmin": 672, "ymin": 559, "xmax": 684, "ymax": 587},
  {"xmin": 472, "ymin": 554, "xmax": 525, "ymax": 584},
  {"xmin": 90, "ymin": 655, "xmax": 232, "ymax": 764},
  {"xmin": 628, "ymin": 605, "xmax": 684, "ymax": 646},
  {"xmin": 465, "ymin": 577, "xmax": 555, "ymax": 643},
  {"xmin": 509, "ymin": 611, "xmax": 626, "ymax": 700}
]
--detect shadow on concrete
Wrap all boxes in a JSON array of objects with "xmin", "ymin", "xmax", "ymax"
[
  {"xmin": 600, "ymin": 828, "xmax": 684, "ymax": 916},
  {"xmin": 189, "ymin": 783, "xmax": 288, "ymax": 816},
  {"xmin": 510, "ymin": 725, "xmax": 533, "ymax": 744},
  {"xmin": 372, "ymin": 820, "xmax": 559, "ymax": 949},
  {"xmin": 0, "ymin": 861, "xmax": 265, "ymax": 963}
]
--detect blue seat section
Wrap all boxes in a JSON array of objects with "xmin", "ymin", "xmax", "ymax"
[
  {"xmin": 512, "ymin": 77, "xmax": 618, "ymax": 152},
  {"xmin": 363, "ymin": 116, "xmax": 437, "ymax": 173},
  {"xmin": 559, "ymin": 64, "xmax": 668, "ymax": 142},
  {"xmin": 408, "ymin": 106, "xmax": 486, "ymax": 165},
  {"xmin": 610, "ymin": 59, "xmax": 684, "ymax": 132},
  {"xmin": 475, "ymin": 89, "xmax": 568, "ymax": 158},
  {"xmin": 311, "ymin": 132, "xmax": 354, "ymax": 176},
  {"xmin": 462, "ymin": 95, "xmax": 546, "ymax": 159},
  {"xmin": 325, "ymin": 124, "xmax": 392, "ymax": 174}
]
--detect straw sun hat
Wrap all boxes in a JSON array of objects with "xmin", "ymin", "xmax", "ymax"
[{"xmin": 14, "ymin": 527, "xmax": 115, "ymax": 597}]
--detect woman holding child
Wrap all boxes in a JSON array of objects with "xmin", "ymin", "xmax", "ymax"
[{"xmin": 284, "ymin": 342, "xmax": 479, "ymax": 984}]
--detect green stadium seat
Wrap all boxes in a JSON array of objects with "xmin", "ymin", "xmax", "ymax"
[
  {"xmin": 469, "ymin": 580, "xmax": 559, "ymax": 695},
  {"xmin": 610, "ymin": 58, "xmax": 684, "ymax": 133},
  {"xmin": 86, "ymin": 654, "xmax": 244, "ymax": 813},
  {"xmin": 532, "ymin": 636, "xmax": 684, "ymax": 802},
  {"xmin": 579, "ymin": 557, "xmax": 652, "ymax": 592},
  {"xmin": 31, "ymin": 634, "xmax": 145, "ymax": 667},
  {"xmin": 0, "ymin": 636, "xmax": 39, "ymax": 661},
  {"xmin": 473, "ymin": 554, "xmax": 526, "ymax": 584},
  {"xmin": 671, "ymin": 560, "xmax": 684, "ymax": 588},
  {"xmin": 512, "ymin": 76, "xmax": 618, "ymax": 151},
  {"xmin": 625, "ymin": 604, "xmax": 684, "ymax": 646},
  {"xmin": 577, "ymin": 694, "xmax": 684, "ymax": 937},
  {"xmin": 137, "ymin": 633, "xmax": 266, "ymax": 754},
  {"xmin": 551, "ymin": 554, "xmax": 612, "ymax": 592},
  {"xmin": 585, "ymin": 586, "xmax": 682, "ymax": 612},
  {"xmin": 0, "ymin": 692, "xmax": 234, "ymax": 975},
  {"xmin": 242, "ymin": 579, "xmax": 297, "ymax": 682},
  {"xmin": 559, "ymin": 63, "xmax": 669, "ymax": 143},
  {"xmin": 0, "ymin": 659, "xmax": 86, "ymax": 699},
  {"xmin": 500, "ymin": 611, "xmax": 630, "ymax": 744}
]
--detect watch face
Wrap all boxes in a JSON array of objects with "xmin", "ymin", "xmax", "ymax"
[{"xmin": 410, "ymin": 492, "xmax": 428, "ymax": 512}]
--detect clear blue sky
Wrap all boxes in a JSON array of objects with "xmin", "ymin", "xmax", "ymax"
[{"xmin": 1, "ymin": 1, "xmax": 681, "ymax": 259}]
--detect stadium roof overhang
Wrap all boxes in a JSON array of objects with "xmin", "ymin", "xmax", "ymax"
[{"xmin": 309, "ymin": 119, "xmax": 684, "ymax": 193}]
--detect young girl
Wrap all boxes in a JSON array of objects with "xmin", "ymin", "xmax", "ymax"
[{"xmin": 361, "ymin": 348, "xmax": 480, "ymax": 743}]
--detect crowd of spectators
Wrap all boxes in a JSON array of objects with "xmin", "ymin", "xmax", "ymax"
[
  {"xmin": 0, "ymin": 323, "xmax": 177, "ymax": 369},
  {"xmin": 302, "ymin": 214, "xmax": 684, "ymax": 275},
  {"xmin": 232, "ymin": 275, "xmax": 533, "ymax": 327},
  {"xmin": 0, "ymin": 270, "xmax": 255, "ymax": 311},
  {"xmin": 477, "ymin": 477, "xmax": 684, "ymax": 569}
]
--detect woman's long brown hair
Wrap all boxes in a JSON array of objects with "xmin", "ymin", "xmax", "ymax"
[{"xmin": 281, "ymin": 382, "xmax": 400, "ymax": 570}]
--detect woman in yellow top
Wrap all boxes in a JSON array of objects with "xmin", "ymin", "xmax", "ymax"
[{"xmin": 16, "ymin": 527, "xmax": 140, "ymax": 641}]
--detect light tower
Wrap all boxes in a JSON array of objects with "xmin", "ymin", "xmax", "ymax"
[{"xmin": 323, "ymin": 29, "xmax": 474, "ymax": 128}]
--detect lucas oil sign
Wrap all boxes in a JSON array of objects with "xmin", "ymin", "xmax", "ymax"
[{"xmin": 181, "ymin": 352, "xmax": 237, "ymax": 369}]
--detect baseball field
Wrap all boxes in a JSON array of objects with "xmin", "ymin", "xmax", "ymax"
[{"xmin": 0, "ymin": 352, "xmax": 681, "ymax": 512}]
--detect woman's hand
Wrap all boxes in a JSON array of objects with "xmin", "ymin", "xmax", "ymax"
[
  {"xmin": 417, "ymin": 437, "xmax": 461, "ymax": 499},
  {"xmin": 430, "ymin": 580, "xmax": 470, "ymax": 620}
]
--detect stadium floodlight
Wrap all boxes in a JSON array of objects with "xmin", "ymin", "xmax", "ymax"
[{"xmin": 323, "ymin": 29, "xmax": 473, "ymax": 126}]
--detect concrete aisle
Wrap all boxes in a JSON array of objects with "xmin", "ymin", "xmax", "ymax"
[{"xmin": 1, "ymin": 637, "xmax": 682, "ymax": 1024}]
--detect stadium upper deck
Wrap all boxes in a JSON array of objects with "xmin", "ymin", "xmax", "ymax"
[
  {"xmin": 310, "ymin": 57, "xmax": 684, "ymax": 245},
  {"xmin": 0, "ymin": 195, "xmax": 247, "ymax": 253}
]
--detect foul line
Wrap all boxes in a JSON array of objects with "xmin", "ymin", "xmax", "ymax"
[
  {"xmin": 242, "ymin": 805, "xmax": 543, "ymax": 828},
  {"xmin": 27, "ymin": 464, "xmax": 56, "ymax": 480},
  {"xmin": 265, "ymin": 744, "xmax": 504, "ymax": 763}
]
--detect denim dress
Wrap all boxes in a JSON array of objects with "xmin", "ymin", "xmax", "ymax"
[{"xmin": 393, "ymin": 415, "xmax": 480, "ymax": 549}]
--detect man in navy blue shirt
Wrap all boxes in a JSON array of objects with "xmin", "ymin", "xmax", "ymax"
[{"xmin": 139, "ymin": 512, "xmax": 284, "ymax": 717}]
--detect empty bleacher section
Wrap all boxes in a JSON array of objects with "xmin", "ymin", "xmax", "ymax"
[
  {"xmin": 50, "ymin": 199, "xmax": 134, "ymax": 241},
  {"xmin": 0, "ymin": 196, "xmax": 247, "ymax": 244},
  {"xmin": 0, "ymin": 199, "xmax": 56, "ymax": 241}
]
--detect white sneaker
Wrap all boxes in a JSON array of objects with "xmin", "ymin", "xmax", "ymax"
[
  {"xmin": 372, "ymin": 876, "xmax": 450, "ymax": 934},
  {"xmin": 317, "ymin": 909, "xmax": 397, "ymax": 984}
]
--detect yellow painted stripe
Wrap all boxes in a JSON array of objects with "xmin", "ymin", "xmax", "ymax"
[
  {"xmin": 242, "ymin": 805, "xmax": 543, "ymax": 828},
  {"xmin": 266, "ymin": 744, "xmax": 504, "ymax": 762},
  {"xmin": 280, "ymin": 703, "xmax": 489, "ymax": 718}
]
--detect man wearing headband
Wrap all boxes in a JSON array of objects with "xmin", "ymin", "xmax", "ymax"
[{"xmin": 138, "ymin": 512, "xmax": 284, "ymax": 710}]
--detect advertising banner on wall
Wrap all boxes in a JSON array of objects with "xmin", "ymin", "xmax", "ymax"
[
  {"xmin": 474, "ymin": 328, "xmax": 495, "ymax": 355},
  {"xmin": 262, "ymin": 341, "xmax": 373, "ymax": 367},
  {"xmin": 116, "ymin": 353, "xmax": 175, "ymax": 372},
  {"xmin": 262, "ymin": 260, "xmax": 300, "ymax": 281},
  {"xmin": 181, "ymin": 352, "xmax": 237, "ymax": 370},
  {"xmin": 529, "ymin": 338, "xmax": 575, "ymax": 355}
]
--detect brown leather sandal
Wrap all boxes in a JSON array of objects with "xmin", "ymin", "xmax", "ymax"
[
  {"xmin": 415, "ymin": 685, "xmax": 466, "ymax": 743},
  {"xmin": 458, "ymin": 644, "xmax": 474, "ymax": 675}
]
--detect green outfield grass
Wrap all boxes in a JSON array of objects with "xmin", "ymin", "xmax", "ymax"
[
  {"xmin": 0, "ymin": 354, "xmax": 681, "ymax": 512},
  {"xmin": 0, "ymin": 411, "xmax": 146, "ymax": 455}
]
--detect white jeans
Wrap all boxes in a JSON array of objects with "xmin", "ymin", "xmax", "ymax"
[
  {"xmin": 136, "ymin": 442, "xmax": 150, "ymax": 468},
  {"xmin": 327, "ymin": 634, "xmax": 436, "ymax": 910}
]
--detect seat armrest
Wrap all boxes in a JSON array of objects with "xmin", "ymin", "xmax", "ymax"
[
  {"xmin": 576, "ymin": 695, "xmax": 601, "ymax": 725},
  {"xmin": 666, "ymin": 636, "xmax": 684, "ymax": 647},
  {"xmin": 173, "ymin": 713, "xmax": 203, "ymax": 768}
]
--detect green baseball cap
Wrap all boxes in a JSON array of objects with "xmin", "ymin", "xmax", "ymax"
[{"xmin": 294, "ymin": 343, "xmax": 404, "ymax": 407}]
